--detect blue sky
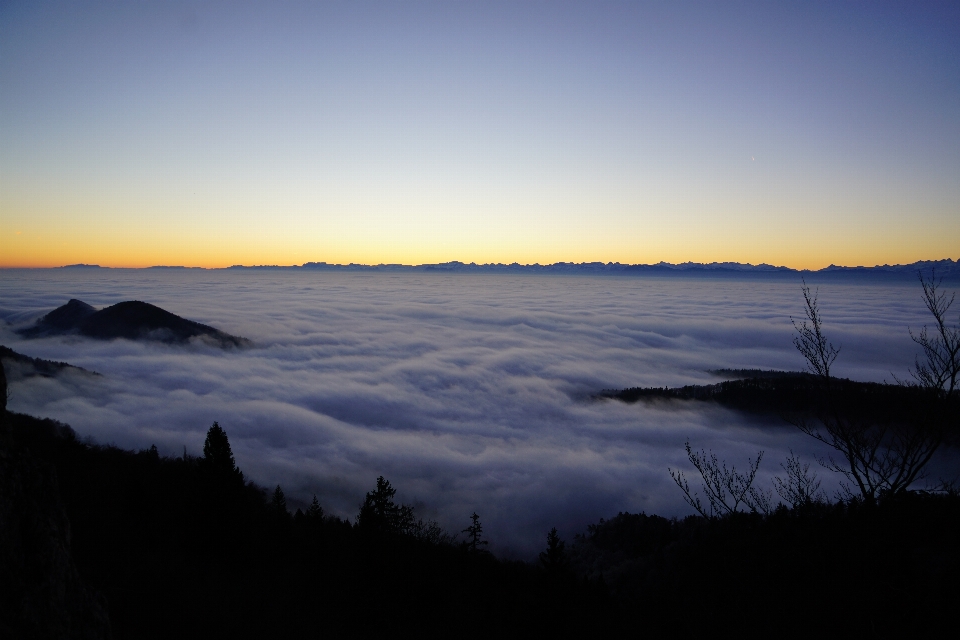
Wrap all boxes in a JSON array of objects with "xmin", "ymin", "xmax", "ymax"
[{"xmin": 2, "ymin": 1, "xmax": 958, "ymax": 267}]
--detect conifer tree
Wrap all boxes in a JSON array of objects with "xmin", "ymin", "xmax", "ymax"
[
  {"xmin": 462, "ymin": 512, "xmax": 488, "ymax": 552},
  {"xmin": 272, "ymin": 485, "xmax": 287, "ymax": 513},
  {"xmin": 539, "ymin": 527, "xmax": 568, "ymax": 573},
  {"xmin": 307, "ymin": 495, "xmax": 324, "ymax": 520},
  {"xmin": 357, "ymin": 476, "xmax": 414, "ymax": 534},
  {"xmin": 200, "ymin": 422, "xmax": 244, "ymax": 484}
]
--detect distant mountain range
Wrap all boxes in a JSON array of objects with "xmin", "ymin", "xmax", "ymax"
[
  {"xmin": 53, "ymin": 258, "xmax": 960, "ymax": 278},
  {"xmin": 17, "ymin": 299, "xmax": 249, "ymax": 348}
]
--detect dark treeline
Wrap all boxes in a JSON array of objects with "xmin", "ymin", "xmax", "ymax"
[
  {"xmin": 601, "ymin": 372, "xmax": 960, "ymax": 440},
  {"xmin": 0, "ymin": 344, "xmax": 99, "ymax": 378}
]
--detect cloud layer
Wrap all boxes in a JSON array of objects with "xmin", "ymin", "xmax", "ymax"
[{"xmin": 0, "ymin": 269, "xmax": 950, "ymax": 556}]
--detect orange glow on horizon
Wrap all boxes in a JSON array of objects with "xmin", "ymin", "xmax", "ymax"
[{"xmin": 2, "ymin": 244, "xmax": 953, "ymax": 272}]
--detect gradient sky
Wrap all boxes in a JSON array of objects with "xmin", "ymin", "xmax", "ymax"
[{"xmin": 2, "ymin": 1, "xmax": 958, "ymax": 269}]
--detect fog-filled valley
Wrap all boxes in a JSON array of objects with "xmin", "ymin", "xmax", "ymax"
[{"xmin": 0, "ymin": 268, "xmax": 951, "ymax": 556}]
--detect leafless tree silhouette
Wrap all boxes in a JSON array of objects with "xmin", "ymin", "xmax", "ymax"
[
  {"xmin": 791, "ymin": 275, "xmax": 955, "ymax": 501},
  {"xmin": 791, "ymin": 279, "xmax": 840, "ymax": 379},
  {"xmin": 773, "ymin": 450, "xmax": 826, "ymax": 508},
  {"xmin": 670, "ymin": 440, "xmax": 771, "ymax": 517},
  {"xmin": 909, "ymin": 270, "xmax": 960, "ymax": 399}
]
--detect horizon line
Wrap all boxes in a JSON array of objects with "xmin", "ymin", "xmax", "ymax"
[{"xmin": 3, "ymin": 257, "xmax": 958, "ymax": 273}]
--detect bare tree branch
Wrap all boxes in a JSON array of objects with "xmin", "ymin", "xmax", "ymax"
[
  {"xmin": 789, "ymin": 276, "xmax": 954, "ymax": 502},
  {"xmin": 909, "ymin": 269, "xmax": 960, "ymax": 398},
  {"xmin": 670, "ymin": 440, "xmax": 768, "ymax": 517},
  {"xmin": 792, "ymin": 279, "xmax": 840, "ymax": 380}
]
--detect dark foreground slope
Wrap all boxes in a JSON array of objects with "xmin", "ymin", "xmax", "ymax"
[
  {"xmin": 570, "ymin": 500, "xmax": 959, "ymax": 636},
  {"xmin": 0, "ymin": 412, "xmax": 615, "ymax": 639},
  {"xmin": 1, "ymin": 353, "xmax": 111, "ymax": 639},
  {"xmin": 18, "ymin": 300, "xmax": 249, "ymax": 348}
]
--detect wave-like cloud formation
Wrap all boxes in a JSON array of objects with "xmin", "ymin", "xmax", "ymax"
[{"xmin": 0, "ymin": 270, "xmax": 950, "ymax": 556}]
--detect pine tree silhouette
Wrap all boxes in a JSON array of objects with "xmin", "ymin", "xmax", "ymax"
[
  {"xmin": 357, "ymin": 476, "xmax": 414, "ymax": 534},
  {"xmin": 539, "ymin": 527, "xmax": 568, "ymax": 573},
  {"xmin": 308, "ymin": 495, "xmax": 324, "ymax": 520},
  {"xmin": 199, "ymin": 422, "xmax": 244, "ymax": 485},
  {"xmin": 272, "ymin": 485, "xmax": 287, "ymax": 514},
  {"xmin": 462, "ymin": 512, "xmax": 488, "ymax": 552}
]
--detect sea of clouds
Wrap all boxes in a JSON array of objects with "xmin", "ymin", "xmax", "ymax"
[{"xmin": 0, "ymin": 269, "xmax": 952, "ymax": 556}]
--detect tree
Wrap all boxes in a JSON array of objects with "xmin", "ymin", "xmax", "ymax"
[
  {"xmin": 408, "ymin": 518, "xmax": 453, "ymax": 545},
  {"xmin": 200, "ymin": 422, "xmax": 244, "ymax": 485},
  {"xmin": 272, "ymin": 485, "xmax": 288, "ymax": 514},
  {"xmin": 539, "ymin": 528, "xmax": 569, "ymax": 573},
  {"xmin": 307, "ymin": 495, "xmax": 324, "ymax": 520},
  {"xmin": 791, "ymin": 279, "xmax": 841, "ymax": 380},
  {"xmin": 356, "ymin": 476, "xmax": 414, "ymax": 535},
  {"xmin": 462, "ymin": 512, "xmax": 488, "ymax": 552},
  {"xmin": 909, "ymin": 269, "xmax": 960, "ymax": 399},
  {"xmin": 669, "ymin": 440, "xmax": 770, "ymax": 517},
  {"xmin": 790, "ymin": 276, "xmax": 952, "ymax": 501},
  {"xmin": 773, "ymin": 450, "xmax": 826, "ymax": 509}
]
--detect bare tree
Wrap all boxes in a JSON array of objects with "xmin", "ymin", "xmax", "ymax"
[
  {"xmin": 792, "ymin": 279, "xmax": 841, "ymax": 380},
  {"xmin": 909, "ymin": 269, "xmax": 960, "ymax": 399},
  {"xmin": 669, "ymin": 440, "xmax": 771, "ymax": 518},
  {"xmin": 773, "ymin": 450, "xmax": 826, "ymax": 508},
  {"xmin": 791, "ymin": 276, "xmax": 952, "ymax": 502}
]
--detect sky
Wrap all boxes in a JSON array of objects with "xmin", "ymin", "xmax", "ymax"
[
  {"xmin": 4, "ymin": 269, "xmax": 956, "ymax": 556},
  {"xmin": 2, "ymin": 1, "xmax": 958, "ymax": 269}
]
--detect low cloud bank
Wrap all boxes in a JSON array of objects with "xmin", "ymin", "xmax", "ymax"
[{"xmin": 0, "ymin": 270, "xmax": 946, "ymax": 556}]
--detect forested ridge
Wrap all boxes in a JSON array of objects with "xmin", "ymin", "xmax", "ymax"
[{"xmin": 600, "ymin": 371, "xmax": 960, "ymax": 445}]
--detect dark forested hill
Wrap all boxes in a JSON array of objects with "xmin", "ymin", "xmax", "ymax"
[
  {"xmin": 17, "ymin": 300, "xmax": 249, "ymax": 348},
  {"xmin": 0, "ymin": 345, "xmax": 100, "ymax": 380},
  {"xmin": 600, "ymin": 371, "xmax": 959, "ymax": 442}
]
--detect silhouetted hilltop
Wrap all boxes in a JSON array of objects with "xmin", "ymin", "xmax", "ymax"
[
  {"xmin": 18, "ymin": 300, "xmax": 249, "ymax": 348},
  {"xmin": 599, "ymin": 370, "xmax": 819, "ymax": 408},
  {"xmin": 595, "ymin": 369, "xmax": 960, "ymax": 446},
  {"xmin": 0, "ymin": 345, "xmax": 99, "ymax": 379},
  {"xmin": 38, "ymin": 299, "xmax": 97, "ymax": 330},
  {"xmin": 599, "ymin": 372, "xmax": 954, "ymax": 428}
]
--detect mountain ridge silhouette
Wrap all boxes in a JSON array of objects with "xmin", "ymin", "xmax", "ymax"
[{"xmin": 18, "ymin": 300, "xmax": 249, "ymax": 348}]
